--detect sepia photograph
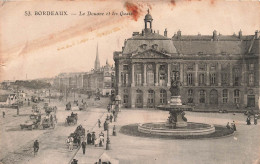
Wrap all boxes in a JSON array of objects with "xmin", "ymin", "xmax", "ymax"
[{"xmin": 0, "ymin": 0, "xmax": 260, "ymax": 164}]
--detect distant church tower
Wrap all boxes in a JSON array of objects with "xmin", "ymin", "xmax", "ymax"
[{"xmin": 94, "ymin": 43, "xmax": 100, "ymax": 70}]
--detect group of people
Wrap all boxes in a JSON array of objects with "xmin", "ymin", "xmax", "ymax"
[
  {"xmin": 86, "ymin": 131, "xmax": 105, "ymax": 147},
  {"xmin": 226, "ymin": 121, "xmax": 237, "ymax": 131},
  {"xmin": 246, "ymin": 114, "xmax": 258, "ymax": 125},
  {"xmin": 66, "ymin": 125, "xmax": 85, "ymax": 151}
]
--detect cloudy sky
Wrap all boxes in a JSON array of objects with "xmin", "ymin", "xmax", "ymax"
[{"xmin": 0, "ymin": 0, "xmax": 259, "ymax": 81}]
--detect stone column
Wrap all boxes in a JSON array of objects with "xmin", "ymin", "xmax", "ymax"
[
  {"xmin": 183, "ymin": 64, "xmax": 187, "ymax": 86},
  {"xmin": 118, "ymin": 64, "xmax": 122, "ymax": 87},
  {"xmin": 230, "ymin": 64, "xmax": 233, "ymax": 86},
  {"xmin": 241, "ymin": 63, "xmax": 246, "ymax": 86},
  {"xmin": 218, "ymin": 63, "xmax": 222, "ymax": 86},
  {"xmin": 195, "ymin": 63, "xmax": 198, "ymax": 86},
  {"xmin": 155, "ymin": 64, "xmax": 159, "ymax": 86},
  {"xmin": 143, "ymin": 63, "xmax": 147, "ymax": 86},
  {"xmin": 131, "ymin": 64, "xmax": 135, "ymax": 87},
  {"xmin": 206, "ymin": 64, "xmax": 210, "ymax": 86},
  {"xmin": 180, "ymin": 63, "xmax": 183, "ymax": 84},
  {"xmin": 167, "ymin": 63, "xmax": 171, "ymax": 87}
]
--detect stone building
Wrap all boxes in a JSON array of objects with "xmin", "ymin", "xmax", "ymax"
[
  {"xmin": 53, "ymin": 44, "xmax": 115, "ymax": 96},
  {"xmin": 113, "ymin": 11, "xmax": 259, "ymax": 111}
]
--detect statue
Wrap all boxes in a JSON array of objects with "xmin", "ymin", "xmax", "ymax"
[{"xmin": 169, "ymin": 71, "xmax": 181, "ymax": 96}]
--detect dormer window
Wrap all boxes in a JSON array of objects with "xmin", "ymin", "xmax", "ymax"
[
  {"xmin": 140, "ymin": 44, "xmax": 147, "ymax": 50},
  {"xmin": 152, "ymin": 44, "xmax": 158, "ymax": 50}
]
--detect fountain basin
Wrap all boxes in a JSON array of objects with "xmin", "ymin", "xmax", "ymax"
[{"xmin": 138, "ymin": 122, "xmax": 215, "ymax": 136}]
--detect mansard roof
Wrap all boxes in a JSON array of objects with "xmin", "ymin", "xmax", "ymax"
[
  {"xmin": 123, "ymin": 32, "xmax": 178, "ymax": 55},
  {"xmin": 172, "ymin": 35, "xmax": 257, "ymax": 55}
]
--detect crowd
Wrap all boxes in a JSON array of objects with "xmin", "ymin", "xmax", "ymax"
[{"xmin": 71, "ymin": 103, "xmax": 120, "ymax": 164}]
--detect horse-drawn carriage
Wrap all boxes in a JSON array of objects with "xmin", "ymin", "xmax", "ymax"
[
  {"xmin": 41, "ymin": 114, "xmax": 56, "ymax": 129},
  {"xmin": 44, "ymin": 103, "xmax": 57, "ymax": 114},
  {"xmin": 65, "ymin": 102, "xmax": 72, "ymax": 110},
  {"xmin": 79, "ymin": 102, "xmax": 88, "ymax": 111},
  {"xmin": 65, "ymin": 113, "xmax": 78, "ymax": 126},
  {"xmin": 30, "ymin": 105, "xmax": 42, "ymax": 119},
  {"xmin": 66, "ymin": 125, "xmax": 85, "ymax": 148},
  {"xmin": 20, "ymin": 117, "xmax": 41, "ymax": 130}
]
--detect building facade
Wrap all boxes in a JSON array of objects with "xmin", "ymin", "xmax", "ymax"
[
  {"xmin": 53, "ymin": 44, "xmax": 115, "ymax": 96},
  {"xmin": 114, "ymin": 11, "xmax": 260, "ymax": 110}
]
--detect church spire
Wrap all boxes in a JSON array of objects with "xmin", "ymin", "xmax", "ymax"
[{"xmin": 94, "ymin": 43, "xmax": 100, "ymax": 70}]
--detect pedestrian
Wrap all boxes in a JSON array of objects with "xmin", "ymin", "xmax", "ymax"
[
  {"xmin": 226, "ymin": 122, "xmax": 231, "ymax": 129},
  {"xmin": 104, "ymin": 121, "xmax": 108, "ymax": 131},
  {"xmin": 2, "ymin": 111, "xmax": 5, "ymax": 118},
  {"xmin": 81, "ymin": 140, "xmax": 86, "ymax": 154},
  {"xmin": 99, "ymin": 131, "xmax": 104, "ymax": 147},
  {"xmin": 91, "ymin": 132, "xmax": 96, "ymax": 145},
  {"xmin": 246, "ymin": 117, "xmax": 251, "ymax": 125},
  {"xmin": 87, "ymin": 131, "xmax": 92, "ymax": 144},
  {"xmin": 98, "ymin": 119, "xmax": 101, "ymax": 128},
  {"xmin": 110, "ymin": 114, "xmax": 113, "ymax": 123},
  {"xmin": 113, "ymin": 125, "xmax": 117, "ymax": 136},
  {"xmin": 94, "ymin": 137, "xmax": 99, "ymax": 147},
  {"xmin": 69, "ymin": 137, "xmax": 74, "ymax": 150},
  {"xmin": 232, "ymin": 121, "xmax": 237, "ymax": 131},
  {"xmin": 33, "ymin": 140, "xmax": 39, "ymax": 156},
  {"xmin": 71, "ymin": 159, "xmax": 78, "ymax": 164},
  {"xmin": 254, "ymin": 115, "xmax": 258, "ymax": 125}
]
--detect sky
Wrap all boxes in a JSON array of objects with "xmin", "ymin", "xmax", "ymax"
[{"xmin": 0, "ymin": 0, "xmax": 260, "ymax": 81}]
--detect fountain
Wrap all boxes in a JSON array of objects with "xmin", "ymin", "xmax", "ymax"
[{"xmin": 138, "ymin": 71, "xmax": 216, "ymax": 136}]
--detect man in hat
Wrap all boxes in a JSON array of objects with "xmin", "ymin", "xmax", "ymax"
[
  {"xmin": 87, "ymin": 131, "xmax": 92, "ymax": 144},
  {"xmin": 81, "ymin": 140, "xmax": 87, "ymax": 154},
  {"xmin": 33, "ymin": 140, "xmax": 39, "ymax": 156},
  {"xmin": 91, "ymin": 132, "xmax": 96, "ymax": 145}
]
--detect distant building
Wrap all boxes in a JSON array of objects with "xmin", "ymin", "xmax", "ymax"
[
  {"xmin": 113, "ymin": 11, "xmax": 259, "ymax": 111},
  {"xmin": 0, "ymin": 94, "xmax": 18, "ymax": 105},
  {"xmin": 53, "ymin": 44, "xmax": 115, "ymax": 96}
]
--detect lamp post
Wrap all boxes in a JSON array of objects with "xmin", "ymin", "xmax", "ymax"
[{"xmin": 106, "ymin": 123, "xmax": 111, "ymax": 150}]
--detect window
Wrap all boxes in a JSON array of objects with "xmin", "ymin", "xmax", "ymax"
[
  {"xmin": 249, "ymin": 64, "xmax": 254, "ymax": 71},
  {"xmin": 199, "ymin": 64, "xmax": 206, "ymax": 71},
  {"xmin": 249, "ymin": 74, "xmax": 254, "ymax": 86},
  {"xmin": 188, "ymin": 89, "xmax": 193, "ymax": 96},
  {"xmin": 148, "ymin": 90, "xmax": 155, "ymax": 107},
  {"xmin": 123, "ymin": 95, "xmax": 128, "ymax": 104},
  {"xmin": 234, "ymin": 90, "xmax": 240, "ymax": 103},
  {"xmin": 199, "ymin": 74, "xmax": 206, "ymax": 86},
  {"xmin": 187, "ymin": 63, "xmax": 194, "ymax": 71},
  {"xmin": 121, "ymin": 73, "xmax": 128, "ymax": 86},
  {"xmin": 234, "ymin": 68, "xmax": 240, "ymax": 86},
  {"xmin": 152, "ymin": 44, "xmax": 158, "ymax": 50},
  {"xmin": 210, "ymin": 73, "xmax": 216, "ymax": 85},
  {"xmin": 222, "ymin": 89, "xmax": 228, "ymax": 103},
  {"xmin": 199, "ymin": 90, "xmax": 206, "ymax": 103},
  {"xmin": 123, "ymin": 65, "xmax": 129, "ymax": 71},
  {"xmin": 221, "ymin": 73, "xmax": 228, "ymax": 85},
  {"xmin": 147, "ymin": 71, "xmax": 154, "ymax": 85},
  {"xmin": 188, "ymin": 89, "xmax": 193, "ymax": 104},
  {"xmin": 187, "ymin": 73, "xmax": 193, "ymax": 85},
  {"xmin": 159, "ymin": 65, "xmax": 166, "ymax": 86},
  {"xmin": 136, "ymin": 73, "xmax": 142, "ymax": 86},
  {"xmin": 160, "ymin": 89, "xmax": 167, "ymax": 104}
]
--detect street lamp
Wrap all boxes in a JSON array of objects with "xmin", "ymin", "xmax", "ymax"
[{"xmin": 106, "ymin": 123, "xmax": 111, "ymax": 150}]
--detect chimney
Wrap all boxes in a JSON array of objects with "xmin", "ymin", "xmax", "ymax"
[
  {"xmin": 164, "ymin": 28, "xmax": 167, "ymax": 37},
  {"xmin": 177, "ymin": 30, "xmax": 181, "ymax": 39},
  {"xmin": 239, "ymin": 30, "xmax": 242, "ymax": 39},
  {"xmin": 255, "ymin": 30, "xmax": 259, "ymax": 39},
  {"xmin": 213, "ymin": 30, "xmax": 217, "ymax": 41}
]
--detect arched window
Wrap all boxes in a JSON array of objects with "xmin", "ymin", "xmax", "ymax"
[
  {"xmin": 199, "ymin": 90, "xmax": 206, "ymax": 103},
  {"xmin": 160, "ymin": 89, "xmax": 167, "ymax": 104},
  {"xmin": 147, "ymin": 90, "xmax": 155, "ymax": 108}
]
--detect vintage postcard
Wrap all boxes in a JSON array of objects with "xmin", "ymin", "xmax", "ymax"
[{"xmin": 0, "ymin": 0, "xmax": 260, "ymax": 164}]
